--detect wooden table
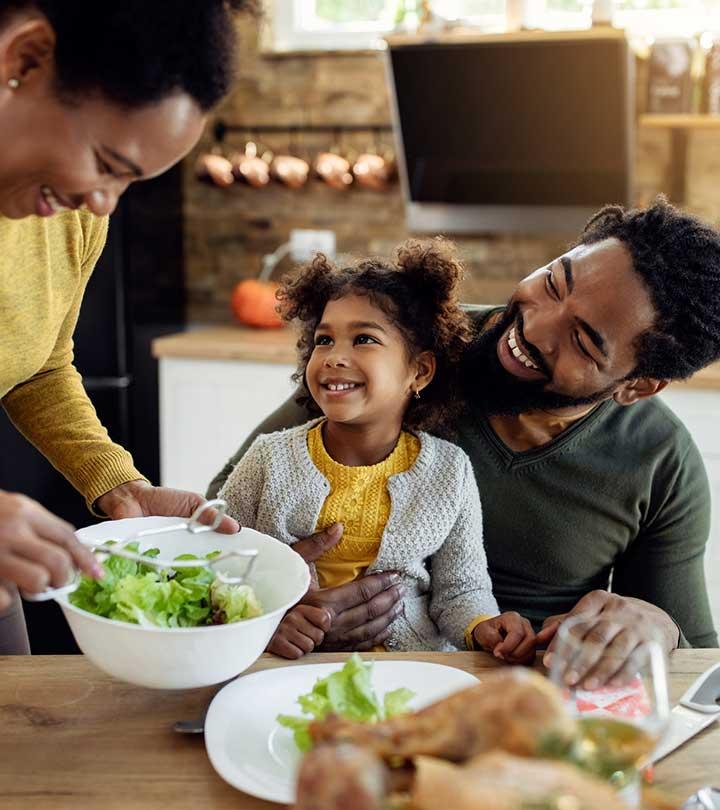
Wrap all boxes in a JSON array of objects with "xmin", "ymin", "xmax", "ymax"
[{"xmin": 1, "ymin": 651, "xmax": 718, "ymax": 810}]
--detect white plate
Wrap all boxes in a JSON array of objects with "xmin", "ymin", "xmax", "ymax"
[{"xmin": 205, "ymin": 660, "xmax": 478, "ymax": 805}]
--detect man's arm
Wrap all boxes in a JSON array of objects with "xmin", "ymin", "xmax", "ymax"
[
  {"xmin": 612, "ymin": 437, "xmax": 717, "ymax": 648},
  {"xmin": 206, "ymin": 393, "xmax": 309, "ymax": 498},
  {"xmin": 542, "ymin": 434, "xmax": 717, "ymax": 689},
  {"xmin": 217, "ymin": 435, "xmax": 267, "ymax": 528}
]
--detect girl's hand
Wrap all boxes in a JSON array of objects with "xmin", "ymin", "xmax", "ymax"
[
  {"xmin": 0, "ymin": 491, "xmax": 102, "ymax": 608},
  {"xmin": 472, "ymin": 612, "xmax": 538, "ymax": 665},
  {"xmin": 267, "ymin": 604, "xmax": 332, "ymax": 659}
]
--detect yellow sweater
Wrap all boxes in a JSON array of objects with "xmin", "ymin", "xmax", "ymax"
[
  {"xmin": 0, "ymin": 210, "xmax": 144, "ymax": 508},
  {"xmin": 307, "ymin": 422, "xmax": 420, "ymax": 589}
]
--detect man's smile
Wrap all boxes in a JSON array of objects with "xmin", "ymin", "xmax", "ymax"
[{"xmin": 497, "ymin": 322, "xmax": 547, "ymax": 382}]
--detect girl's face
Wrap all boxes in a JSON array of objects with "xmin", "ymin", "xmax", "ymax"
[{"xmin": 306, "ymin": 294, "xmax": 434, "ymax": 429}]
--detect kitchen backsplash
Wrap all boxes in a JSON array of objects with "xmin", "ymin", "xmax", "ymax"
[{"xmin": 183, "ymin": 18, "xmax": 713, "ymax": 324}]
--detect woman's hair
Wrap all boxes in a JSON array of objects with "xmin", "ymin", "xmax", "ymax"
[
  {"xmin": 0, "ymin": 1, "xmax": 256, "ymax": 110},
  {"xmin": 277, "ymin": 238, "xmax": 473, "ymax": 434},
  {"xmin": 578, "ymin": 197, "xmax": 720, "ymax": 380}
]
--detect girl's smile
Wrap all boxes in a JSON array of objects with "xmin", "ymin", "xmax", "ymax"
[{"xmin": 319, "ymin": 378, "xmax": 365, "ymax": 396}]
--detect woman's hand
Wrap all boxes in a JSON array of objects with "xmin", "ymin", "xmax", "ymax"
[
  {"xmin": 472, "ymin": 612, "xmax": 539, "ymax": 665},
  {"xmin": 95, "ymin": 480, "xmax": 240, "ymax": 534},
  {"xmin": 0, "ymin": 490, "xmax": 102, "ymax": 609},
  {"xmin": 267, "ymin": 604, "xmax": 332, "ymax": 659}
]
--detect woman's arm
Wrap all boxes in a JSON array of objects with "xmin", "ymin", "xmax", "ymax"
[
  {"xmin": 428, "ymin": 454, "xmax": 499, "ymax": 650},
  {"xmin": 2, "ymin": 213, "xmax": 146, "ymax": 510}
]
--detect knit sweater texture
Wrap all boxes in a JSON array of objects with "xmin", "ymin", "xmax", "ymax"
[
  {"xmin": 307, "ymin": 422, "xmax": 420, "ymax": 588},
  {"xmin": 219, "ymin": 419, "xmax": 499, "ymax": 651},
  {"xmin": 0, "ymin": 210, "xmax": 144, "ymax": 507}
]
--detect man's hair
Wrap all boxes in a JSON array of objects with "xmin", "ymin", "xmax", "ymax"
[
  {"xmin": 578, "ymin": 198, "xmax": 720, "ymax": 380},
  {"xmin": 0, "ymin": 1, "xmax": 256, "ymax": 110}
]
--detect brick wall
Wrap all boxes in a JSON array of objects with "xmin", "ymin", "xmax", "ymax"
[{"xmin": 183, "ymin": 19, "xmax": 719, "ymax": 323}]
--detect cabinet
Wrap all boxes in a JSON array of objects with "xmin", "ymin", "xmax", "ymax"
[{"xmin": 158, "ymin": 356, "xmax": 295, "ymax": 495}]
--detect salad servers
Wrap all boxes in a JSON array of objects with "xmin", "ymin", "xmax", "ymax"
[{"xmin": 23, "ymin": 499, "xmax": 258, "ymax": 602}]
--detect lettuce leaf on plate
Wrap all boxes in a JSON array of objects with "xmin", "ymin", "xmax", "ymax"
[{"xmin": 277, "ymin": 653, "xmax": 415, "ymax": 752}]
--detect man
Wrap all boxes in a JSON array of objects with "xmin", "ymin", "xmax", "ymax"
[{"xmin": 209, "ymin": 199, "xmax": 719, "ymax": 686}]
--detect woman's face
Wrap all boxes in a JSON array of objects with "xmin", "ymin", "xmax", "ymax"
[
  {"xmin": 306, "ymin": 293, "xmax": 431, "ymax": 429},
  {"xmin": 0, "ymin": 90, "xmax": 205, "ymax": 219},
  {"xmin": 0, "ymin": 15, "xmax": 206, "ymax": 219}
]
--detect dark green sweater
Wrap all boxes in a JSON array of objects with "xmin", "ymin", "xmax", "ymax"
[{"xmin": 208, "ymin": 308, "xmax": 718, "ymax": 648}]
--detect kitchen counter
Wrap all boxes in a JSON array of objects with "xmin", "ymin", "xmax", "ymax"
[
  {"xmin": 152, "ymin": 326, "xmax": 720, "ymax": 390},
  {"xmin": 153, "ymin": 326, "xmax": 298, "ymax": 365}
]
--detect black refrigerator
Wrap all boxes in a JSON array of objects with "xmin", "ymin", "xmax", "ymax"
[{"xmin": 0, "ymin": 166, "xmax": 186, "ymax": 653}]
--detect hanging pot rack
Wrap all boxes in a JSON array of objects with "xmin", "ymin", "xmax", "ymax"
[{"xmin": 213, "ymin": 119, "xmax": 394, "ymax": 143}]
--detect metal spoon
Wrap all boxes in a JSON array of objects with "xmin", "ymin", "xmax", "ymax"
[{"xmin": 173, "ymin": 713, "xmax": 206, "ymax": 734}]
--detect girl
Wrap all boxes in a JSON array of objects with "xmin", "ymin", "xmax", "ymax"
[{"xmin": 219, "ymin": 239, "xmax": 536, "ymax": 659}]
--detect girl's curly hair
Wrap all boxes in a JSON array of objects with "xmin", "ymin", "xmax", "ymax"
[{"xmin": 277, "ymin": 238, "xmax": 472, "ymax": 434}]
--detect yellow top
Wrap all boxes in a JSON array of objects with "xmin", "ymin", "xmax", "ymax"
[
  {"xmin": 308, "ymin": 422, "xmax": 495, "ymax": 650},
  {"xmin": 307, "ymin": 422, "xmax": 420, "ymax": 589},
  {"xmin": 0, "ymin": 210, "xmax": 145, "ymax": 509}
]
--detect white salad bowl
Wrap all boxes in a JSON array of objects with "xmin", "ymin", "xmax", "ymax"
[{"xmin": 55, "ymin": 517, "xmax": 310, "ymax": 689}]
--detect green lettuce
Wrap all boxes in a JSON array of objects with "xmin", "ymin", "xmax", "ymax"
[
  {"xmin": 211, "ymin": 581, "xmax": 263, "ymax": 623},
  {"xmin": 68, "ymin": 542, "xmax": 262, "ymax": 628},
  {"xmin": 277, "ymin": 653, "xmax": 415, "ymax": 752}
]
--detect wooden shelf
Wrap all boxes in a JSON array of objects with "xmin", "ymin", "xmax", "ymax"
[
  {"xmin": 385, "ymin": 26, "xmax": 626, "ymax": 48},
  {"xmin": 637, "ymin": 115, "xmax": 720, "ymax": 202},
  {"xmin": 640, "ymin": 114, "xmax": 720, "ymax": 130}
]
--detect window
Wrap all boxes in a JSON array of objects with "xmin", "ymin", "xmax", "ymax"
[
  {"xmin": 267, "ymin": 0, "xmax": 720, "ymax": 52},
  {"xmin": 266, "ymin": 1, "xmax": 503, "ymax": 51}
]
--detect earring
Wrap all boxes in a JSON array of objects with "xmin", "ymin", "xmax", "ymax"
[
  {"xmin": 414, "ymin": 389, "xmax": 421, "ymax": 400},
  {"xmin": 7, "ymin": 78, "xmax": 20, "ymax": 90}
]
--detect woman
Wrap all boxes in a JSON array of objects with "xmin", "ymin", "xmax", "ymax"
[{"xmin": 0, "ymin": 0, "xmax": 254, "ymax": 652}]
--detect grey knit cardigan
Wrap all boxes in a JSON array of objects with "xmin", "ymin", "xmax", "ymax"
[{"xmin": 218, "ymin": 419, "xmax": 498, "ymax": 651}]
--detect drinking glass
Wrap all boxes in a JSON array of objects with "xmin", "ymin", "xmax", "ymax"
[{"xmin": 549, "ymin": 614, "xmax": 670, "ymax": 806}]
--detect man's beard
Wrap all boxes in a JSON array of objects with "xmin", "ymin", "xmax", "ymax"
[{"xmin": 461, "ymin": 306, "xmax": 617, "ymax": 417}]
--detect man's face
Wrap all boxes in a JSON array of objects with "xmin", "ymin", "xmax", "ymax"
[{"xmin": 465, "ymin": 238, "xmax": 659, "ymax": 415}]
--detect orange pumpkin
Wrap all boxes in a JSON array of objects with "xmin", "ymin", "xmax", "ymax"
[{"xmin": 230, "ymin": 279, "xmax": 284, "ymax": 328}]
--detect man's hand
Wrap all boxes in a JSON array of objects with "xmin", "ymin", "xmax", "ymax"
[
  {"xmin": 541, "ymin": 590, "xmax": 680, "ymax": 688},
  {"xmin": 0, "ymin": 490, "xmax": 103, "ymax": 608},
  {"xmin": 290, "ymin": 524, "xmax": 405, "ymax": 651},
  {"xmin": 472, "ymin": 612, "xmax": 538, "ymax": 665},
  {"xmin": 95, "ymin": 480, "xmax": 240, "ymax": 534},
  {"xmin": 267, "ymin": 604, "xmax": 332, "ymax": 659},
  {"xmin": 303, "ymin": 575, "xmax": 405, "ymax": 651}
]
